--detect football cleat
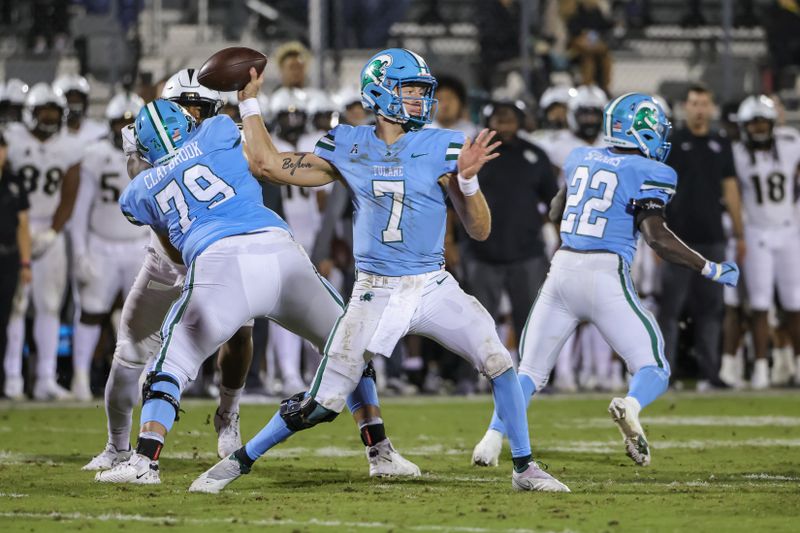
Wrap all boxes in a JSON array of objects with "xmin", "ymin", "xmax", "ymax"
[
  {"xmin": 33, "ymin": 379, "xmax": 73, "ymax": 401},
  {"xmin": 82, "ymin": 443, "xmax": 132, "ymax": 471},
  {"xmin": 95, "ymin": 453, "xmax": 160, "ymax": 484},
  {"xmin": 770, "ymin": 348, "xmax": 794, "ymax": 387},
  {"xmin": 751, "ymin": 359, "xmax": 770, "ymax": 390},
  {"xmin": 189, "ymin": 453, "xmax": 250, "ymax": 493},
  {"xmin": 214, "ymin": 409, "xmax": 242, "ymax": 459},
  {"xmin": 609, "ymin": 396, "xmax": 651, "ymax": 466},
  {"xmin": 367, "ymin": 439, "xmax": 421, "ymax": 477},
  {"xmin": 3, "ymin": 376, "xmax": 25, "ymax": 400},
  {"xmin": 471, "ymin": 429, "xmax": 503, "ymax": 467},
  {"xmin": 718, "ymin": 354, "xmax": 743, "ymax": 389},
  {"xmin": 71, "ymin": 370, "xmax": 93, "ymax": 402},
  {"xmin": 511, "ymin": 462, "xmax": 570, "ymax": 492}
]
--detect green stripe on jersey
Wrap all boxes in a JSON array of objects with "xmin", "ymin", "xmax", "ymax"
[
  {"xmin": 155, "ymin": 262, "xmax": 196, "ymax": 372},
  {"xmin": 448, "ymin": 142, "xmax": 463, "ymax": 149},
  {"xmin": 642, "ymin": 180, "xmax": 675, "ymax": 190},
  {"xmin": 617, "ymin": 257, "xmax": 663, "ymax": 368},
  {"xmin": 445, "ymin": 154, "xmax": 458, "ymax": 161},
  {"xmin": 316, "ymin": 140, "xmax": 335, "ymax": 151}
]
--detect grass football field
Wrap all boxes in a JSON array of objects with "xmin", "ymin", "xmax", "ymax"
[{"xmin": 1, "ymin": 391, "xmax": 798, "ymax": 532}]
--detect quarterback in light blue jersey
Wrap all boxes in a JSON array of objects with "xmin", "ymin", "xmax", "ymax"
[
  {"xmin": 97, "ymin": 71, "xmax": 421, "ymax": 486},
  {"xmin": 473, "ymin": 93, "xmax": 740, "ymax": 469},
  {"xmin": 191, "ymin": 48, "xmax": 570, "ymax": 494}
]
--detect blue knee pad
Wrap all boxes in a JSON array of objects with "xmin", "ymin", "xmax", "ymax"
[
  {"xmin": 140, "ymin": 372, "xmax": 182, "ymax": 432},
  {"xmin": 346, "ymin": 362, "xmax": 380, "ymax": 413}
]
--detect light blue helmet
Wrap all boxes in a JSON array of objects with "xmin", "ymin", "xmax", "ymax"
[
  {"xmin": 360, "ymin": 48, "xmax": 438, "ymax": 130},
  {"xmin": 602, "ymin": 92, "xmax": 672, "ymax": 162},
  {"xmin": 134, "ymin": 99, "xmax": 196, "ymax": 165}
]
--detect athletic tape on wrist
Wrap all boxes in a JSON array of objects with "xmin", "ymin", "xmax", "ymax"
[
  {"xmin": 239, "ymin": 98, "xmax": 261, "ymax": 119},
  {"xmin": 458, "ymin": 173, "xmax": 480, "ymax": 196}
]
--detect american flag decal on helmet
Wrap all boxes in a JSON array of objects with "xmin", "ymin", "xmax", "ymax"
[{"xmin": 613, "ymin": 119, "xmax": 623, "ymax": 132}]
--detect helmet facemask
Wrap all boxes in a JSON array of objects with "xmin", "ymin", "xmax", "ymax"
[
  {"xmin": 743, "ymin": 117, "xmax": 774, "ymax": 150},
  {"xmin": 572, "ymin": 107, "xmax": 604, "ymax": 141},
  {"xmin": 32, "ymin": 105, "xmax": 63, "ymax": 137}
]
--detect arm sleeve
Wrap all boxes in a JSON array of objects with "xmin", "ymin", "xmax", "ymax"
[
  {"xmin": 635, "ymin": 163, "xmax": 678, "ymax": 205},
  {"xmin": 118, "ymin": 176, "xmax": 153, "ymax": 227},
  {"xmin": 312, "ymin": 127, "xmax": 337, "ymax": 162},
  {"xmin": 442, "ymin": 130, "xmax": 465, "ymax": 176}
]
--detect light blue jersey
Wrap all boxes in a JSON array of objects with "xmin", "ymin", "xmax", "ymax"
[
  {"xmin": 559, "ymin": 146, "xmax": 677, "ymax": 264},
  {"xmin": 313, "ymin": 124, "xmax": 463, "ymax": 276},
  {"xmin": 120, "ymin": 114, "xmax": 288, "ymax": 265}
]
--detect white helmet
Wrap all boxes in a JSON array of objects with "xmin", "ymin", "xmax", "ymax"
[
  {"xmin": 24, "ymin": 82, "xmax": 67, "ymax": 133},
  {"xmin": 539, "ymin": 85, "xmax": 577, "ymax": 111},
  {"xmin": 53, "ymin": 73, "xmax": 90, "ymax": 96},
  {"xmin": 2, "ymin": 78, "xmax": 29, "ymax": 105},
  {"xmin": 161, "ymin": 68, "xmax": 222, "ymax": 119},
  {"xmin": 737, "ymin": 94, "xmax": 777, "ymax": 123},
  {"xmin": 307, "ymin": 91, "xmax": 339, "ymax": 116},
  {"xmin": 567, "ymin": 85, "xmax": 608, "ymax": 140},
  {"xmin": 268, "ymin": 87, "xmax": 309, "ymax": 120},
  {"xmin": 105, "ymin": 92, "xmax": 145, "ymax": 121}
]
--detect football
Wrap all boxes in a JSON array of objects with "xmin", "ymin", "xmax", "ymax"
[{"xmin": 197, "ymin": 47, "xmax": 268, "ymax": 92}]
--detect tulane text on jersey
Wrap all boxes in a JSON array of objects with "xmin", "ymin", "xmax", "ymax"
[
  {"xmin": 119, "ymin": 114, "xmax": 288, "ymax": 265},
  {"xmin": 313, "ymin": 124, "xmax": 464, "ymax": 276},
  {"xmin": 559, "ymin": 146, "xmax": 678, "ymax": 264}
]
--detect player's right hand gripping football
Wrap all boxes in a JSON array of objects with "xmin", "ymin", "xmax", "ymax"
[{"xmin": 702, "ymin": 261, "xmax": 740, "ymax": 287}]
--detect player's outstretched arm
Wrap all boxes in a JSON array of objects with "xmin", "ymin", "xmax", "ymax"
[
  {"xmin": 237, "ymin": 68, "xmax": 338, "ymax": 187},
  {"xmin": 639, "ymin": 212, "xmax": 739, "ymax": 287},
  {"xmin": 444, "ymin": 129, "xmax": 501, "ymax": 241},
  {"xmin": 50, "ymin": 163, "xmax": 80, "ymax": 233}
]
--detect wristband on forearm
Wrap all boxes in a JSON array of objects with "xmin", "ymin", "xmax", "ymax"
[
  {"xmin": 457, "ymin": 173, "xmax": 480, "ymax": 196},
  {"xmin": 238, "ymin": 98, "xmax": 260, "ymax": 119}
]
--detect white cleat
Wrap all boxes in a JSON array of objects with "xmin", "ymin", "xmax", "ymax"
[
  {"xmin": 82, "ymin": 443, "xmax": 132, "ymax": 471},
  {"xmin": 719, "ymin": 354, "xmax": 743, "ymax": 389},
  {"xmin": 511, "ymin": 462, "xmax": 570, "ymax": 492},
  {"xmin": 214, "ymin": 409, "xmax": 242, "ymax": 459},
  {"xmin": 770, "ymin": 348, "xmax": 794, "ymax": 387},
  {"xmin": 472, "ymin": 429, "xmax": 503, "ymax": 467},
  {"xmin": 3, "ymin": 376, "xmax": 25, "ymax": 400},
  {"xmin": 751, "ymin": 359, "xmax": 770, "ymax": 390},
  {"xmin": 71, "ymin": 371, "xmax": 93, "ymax": 401},
  {"xmin": 609, "ymin": 396, "xmax": 651, "ymax": 466},
  {"xmin": 33, "ymin": 379, "xmax": 73, "ymax": 401},
  {"xmin": 367, "ymin": 439, "xmax": 421, "ymax": 477},
  {"xmin": 95, "ymin": 453, "xmax": 160, "ymax": 484},
  {"xmin": 189, "ymin": 453, "xmax": 250, "ymax": 494}
]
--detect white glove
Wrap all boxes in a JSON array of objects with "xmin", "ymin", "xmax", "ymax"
[
  {"xmin": 31, "ymin": 229, "xmax": 57, "ymax": 259},
  {"xmin": 76, "ymin": 255, "xmax": 97, "ymax": 284},
  {"xmin": 121, "ymin": 123, "xmax": 137, "ymax": 157}
]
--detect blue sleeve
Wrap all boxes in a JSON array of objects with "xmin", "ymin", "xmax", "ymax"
[
  {"xmin": 119, "ymin": 175, "xmax": 155, "ymax": 227},
  {"xmin": 203, "ymin": 115, "xmax": 242, "ymax": 150},
  {"xmin": 312, "ymin": 126, "xmax": 338, "ymax": 162},
  {"xmin": 442, "ymin": 130, "xmax": 465, "ymax": 175},
  {"xmin": 635, "ymin": 161, "xmax": 678, "ymax": 205}
]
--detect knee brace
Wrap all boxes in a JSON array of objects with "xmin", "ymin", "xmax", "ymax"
[
  {"xmin": 481, "ymin": 350, "xmax": 513, "ymax": 380},
  {"xmin": 141, "ymin": 372, "xmax": 182, "ymax": 430},
  {"xmin": 279, "ymin": 392, "xmax": 339, "ymax": 432}
]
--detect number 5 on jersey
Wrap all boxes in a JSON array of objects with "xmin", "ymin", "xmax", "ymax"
[{"xmin": 561, "ymin": 166, "xmax": 618, "ymax": 238}]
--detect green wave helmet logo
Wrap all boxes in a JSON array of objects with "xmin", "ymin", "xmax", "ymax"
[
  {"xmin": 631, "ymin": 101, "xmax": 661, "ymax": 134},
  {"xmin": 361, "ymin": 54, "xmax": 393, "ymax": 90}
]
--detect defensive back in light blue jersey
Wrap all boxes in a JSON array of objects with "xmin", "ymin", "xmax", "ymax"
[
  {"xmin": 120, "ymin": 114, "xmax": 288, "ymax": 265},
  {"xmin": 313, "ymin": 124, "xmax": 464, "ymax": 275},
  {"xmin": 559, "ymin": 146, "xmax": 678, "ymax": 264}
]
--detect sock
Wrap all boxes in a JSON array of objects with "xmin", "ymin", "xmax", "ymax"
[
  {"xmin": 4, "ymin": 315, "xmax": 25, "ymax": 378},
  {"xmin": 34, "ymin": 313, "xmax": 60, "ymax": 382},
  {"xmin": 244, "ymin": 409, "xmax": 295, "ymax": 462},
  {"xmin": 627, "ymin": 365, "xmax": 669, "ymax": 410},
  {"xmin": 72, "ymin": 322, "xmax": 101, "ymax": 373},
  {"xmin": 488, "ymin": 373, "xmax": 536, "ymax": 435},
  {"xmin": 105, "ymin": 360, "xmax": 142, "ymax": 451},
  {"xmin": 136, "ymin": 431, "xmax": 164, "ymax": 461},
  {"xmin": 358, "ymin": 416, "xmax": 386, "ymax": 447},
  {"xmin": 232, "ymin": 447, "xmax": 254, "ymax": 472},
  {"xmin": 345, "ymin": 373, "xmax": 380, "ymax": 413},
  {"xmin": 218, "ymin": 385, "xmax": 243, "ymax": 413},
  {"xmin": 139, "ymin": 372, "xmax": 182, "ymax": 432},
  {"xmin": 512, "ymin": 454, "xmax": 533, "ymax": 473},
  {"xmin": 491, "ymin": 368, "xmax": 532, "ymax": 462}
]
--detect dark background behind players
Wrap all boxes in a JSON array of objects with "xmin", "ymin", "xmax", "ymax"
[{"xmin": 658, "ymin": 83, "xmax": 745, "ymax": 389}]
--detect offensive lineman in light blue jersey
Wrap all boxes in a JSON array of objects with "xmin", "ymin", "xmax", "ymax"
[
  {"xmin": 472, "ymin": 93, "xmax": 740, "ymax": 469},
  {"xmin": 98, "ymin": 73, "xmax": 421, "ymax": 485},
  {"xmin": 190, "ymin": 48, "xmax": 570, "ymax": 493}
]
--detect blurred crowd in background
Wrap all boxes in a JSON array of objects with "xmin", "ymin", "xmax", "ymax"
[{"xmin": 1, "ymin": 0, "xmax": 799, "ymax": 402}]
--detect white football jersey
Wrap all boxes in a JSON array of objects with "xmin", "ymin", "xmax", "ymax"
[
  {"xmin": 81, "ymin": 139, "xmax": 149, "ymax": 241},
  {"xmin": 733, "ymin": 137, "xmax": 800, "ymax": 229},
  {"xmin": 276, "ymin": 134, "xmax": 330, "ymax": 251},
  {"xmin": 6, "ymin": 124, "xmax": 82, "ymax": 223},
  {"xmin": 535, "ymin": 129, "xmax": 603, "ymax": 184},
  {"xmin": 61, "ymin": 118, "xmax": 110, "ymax": 148}
]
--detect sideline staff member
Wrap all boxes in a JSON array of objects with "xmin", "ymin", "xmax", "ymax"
[{"xmin": 0, "ymin": 130, "xmax": 32, "ymax": 399}]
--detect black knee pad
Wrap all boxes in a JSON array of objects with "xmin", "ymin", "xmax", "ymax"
[
  {"xmin": 279, "ymin": 392, "xmax": 339, "ymax": 432},
  {"xmin": 142, "ymin": 371, "xmax": 182, "ymax": 421},
  {"xmin": 362, "ymin": 361, "xmax": 377, "ymax": 383}
]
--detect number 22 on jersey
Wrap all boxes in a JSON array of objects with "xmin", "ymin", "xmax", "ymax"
[{"xmin": 561, "ymin": 166, "xmax": 618, "ymax": 238}]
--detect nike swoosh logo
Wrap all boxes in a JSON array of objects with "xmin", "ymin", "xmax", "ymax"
[
  {"xmin": 411, "ymin": 153, "xmax": 428, "ymax": 158},
  {"xmin": 435, "ymin": 277, "xmax": 447, "ymax": 285},
  {"xmin": 722, "ymin": 266, "xmax": 735, "ymax": 276},
  {"xmin": 135, "ymin": 472, "xmax": 148, "ymax": 479}
]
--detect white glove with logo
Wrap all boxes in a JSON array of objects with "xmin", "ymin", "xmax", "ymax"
[
  {"xmin": 31, "ymin": 229, "xmax": 57, "ymax": 259},
  {"xmin": 121, "ymin": 123, "xmax": 138, "ymax": 157}
]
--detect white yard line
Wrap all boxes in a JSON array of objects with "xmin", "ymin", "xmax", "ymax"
[
  {"xmin": 0, "ymin": 511, "xmax": 552, "ymax": 533},
  {"xmin": 562, "ymin": 415, "xmax": 800, "ymax": 428}
]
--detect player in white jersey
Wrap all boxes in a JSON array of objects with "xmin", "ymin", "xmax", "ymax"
[
  {"xmin": 53, "ymin": 74, "xmax": 109, "ymax": 145},
  {"xmin": 3, "ymin": 83, "xmax": 81, "ymax": 400},
  {"xmin": 69, "ymin": 92, "xmax": 149, "ymax": 401},
  {"xmin": 0, "ymin": 78, "xmax": 29, "ymax": 126},
  {"xmin": 730, "ymin": 95, "xmax": 800, "ymax": 389}
]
